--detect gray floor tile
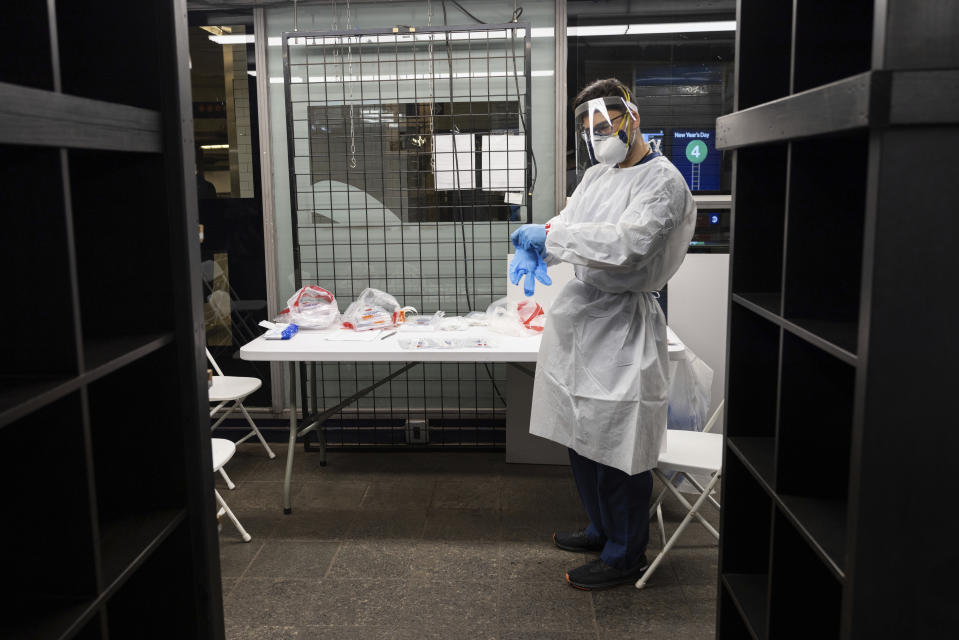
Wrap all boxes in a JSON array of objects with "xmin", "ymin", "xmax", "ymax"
[
  {"xmin": 217, "ymin": 451, "xmax": 719, "ymax": 639},
  {"xmin": 245, "ymin": 540, "xmax": 340, "ymax": 578},
  {"xmin": 599, "ymin": 621, "xmax": 713, "ymax": 640},
  {"xmin": 221, "ymin": 577, "xmax": 238, "ymax": 599},
  {"xmin": 662, "ymin": 519, "xmax": 720, "ymax": 549},
  {"xmin": 360, "ymin": 478, "xmax": 436, "ymax": 511},
  {"xmin": 502, "ymin": 632, "xmax": 598, "ymax": 640},
  {"xmin": 431, "ymin": 479, "xmax": 502, "ymax": 510},
  {"xmin": 220, "ymin": 481, "xmax": 294, "ymax": 511},
  {"xmin": 269, "ymin": 509, "xmax": 356, "ymax": 541},
  {"xmin": 669, "ymin": 547, "xmax": 720, "ymax": 585},
  {"xmin": 346, "ymin": 509, "xmax": 427, "ymax": 540},
  {"xmin": 501, "ymin": 477, "xmax": 580, "ymax": 515},
  {"xmin": 321, "ymin": 579, "xmax": 420, "ymax": 627},
  {"xmin": 422, "ymin": 509, "xmax": 502, "ymax": 542},
  {"xmin": 499, "ymin": 580, "xmax": 595, "ymax": 632},
  {"xmin": 501, "ymin": 511, "xmax": 587, "ymax": 543},
  {"xmin": 683, "ymin": 583, "xmax": 719, "ymax": 619},
  {"xmin": 500, "ymin": 539, "xmax": 586, "ymax": 583},
  {"xmin": 297, "ymin": 625, "xmax": 498, "ymax": 640},
  {"xmin": 407, "ymin": 578, "xmax": 500, "ymax": 628},
  {"xmin": 409, "ymin": 540, "xmax": 499, "ymax": 582},
  {"xmin": 220, "ymin": 509, "xmax": 282, "ymax": 541},
  {"xmin": 219, "ymin": 539, "xmax": 264, "ymax": 578},
  {"xmin": 327, "ymin": 540, "xmax": 415, "ymax": 579},
  {"xmin": 592, "ymin": 585, "xmax": 693, "ymax": 634},
  {"xmin": 224, "ymin": 578, "xmax": 329, "ymax": 627},
  {"xmin": 294, "ymin": 480, "xmax": 370, "ymax": 510},
  {"xmin": 225, "ymin": 624, "xmax": 300, "ymax": 640}
]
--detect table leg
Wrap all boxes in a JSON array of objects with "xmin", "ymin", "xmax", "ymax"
[
  {"xmin": 283, "ymin": 361, "xmax": 298, "ymax": 514},
  {"xmin": 310, "ymin": 362, "xmax": 327, "ymax": 466}
]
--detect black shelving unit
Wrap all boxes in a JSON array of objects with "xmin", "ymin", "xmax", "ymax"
[
  {"xmin": 0, "ymin": 2, "xmax": 223, "ymax": 639},
  {"xmin": 717, "ymin": 1, "xmax": 958, "ymax": 638}
]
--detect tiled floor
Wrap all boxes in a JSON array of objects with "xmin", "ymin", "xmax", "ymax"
[{"xmin": 217, "ymin": 444, "xmax": 719, "ymax": 640}]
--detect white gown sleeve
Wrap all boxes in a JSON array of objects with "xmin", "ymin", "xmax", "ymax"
[{"xmin": 544, "ymin": 169, "xmax": 691, "ymax": 271}]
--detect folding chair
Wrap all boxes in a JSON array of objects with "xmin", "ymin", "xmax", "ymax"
[
  {"xmin": 212, "ymin": 438, "xmax": 251, "ymax": 542},
  {"xmin": 207, "ymin": 348, "xmax": 275, "ymax": 490},
  {"xmin": 636, "ymin": 400, "xmax": 724, "ymax": 589}
]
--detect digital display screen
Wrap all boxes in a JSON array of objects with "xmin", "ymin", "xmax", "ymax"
[
  {"xmin": 642, "ymin": 130, "xmax": 665, "ymax": 156},
  {"xmin": 670, "ymin": 129, "xmax": 721, "ymax": 192}
]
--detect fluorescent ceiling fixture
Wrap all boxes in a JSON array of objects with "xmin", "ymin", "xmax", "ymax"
[
  {"xmin": 267, "ymin": 28, "xmax": 553, "ymax": 47},
  {"xmin": 208, "ymin": 34, "xmax": 255, "ymax": 44},
  {"xmin": 568, "ymin": 21, "xmax": 736, "ymax": 36},
  {"xmin": 276, "ymin": 69, "xmax": 549, "ymax": 84},
  {"xmin": 200, "ymin": 144, "xmax": 230, "ymax": 150}
]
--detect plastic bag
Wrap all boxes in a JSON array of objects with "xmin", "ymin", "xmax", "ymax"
[
  {"xmin": 486, "ymin": 297, "xmax": 546, "ymax": 337},
  {"xmin": 668, "ymin": 346, "xmax": 714, "ymax": 432},
  {"xmin": 342, "ymin": 288, "xmax": 403, "ymax": 331},
  {"xmin": 397, "ymin": 310, "xmax": 444, "ymax": 332},
  {"xmin": 283, "ymin": 285, "xmax": 339, "ymax": 329},
  {"xmin": 397, "ymin": 334, "xmax": 494, "ymax": 349}
]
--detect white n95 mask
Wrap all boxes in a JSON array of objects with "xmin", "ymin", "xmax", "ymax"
[{"xmin": 591, "ymin": 134, "xmax": 629, "ymax": 166}]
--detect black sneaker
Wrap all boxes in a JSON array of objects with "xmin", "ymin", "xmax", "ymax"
[
  {"xmin": 565, "ymin": 557, "xmax": 648, "ymax": 591},
  {"xmin": 552, "ymin": 529, "xmax": 605, "ymax": 552}
]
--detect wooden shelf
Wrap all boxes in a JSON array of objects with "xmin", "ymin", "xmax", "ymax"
[
  {"xmin": 0, "ymin": 82, "xmax": 161, "ymax": 152},
  {"xmin": 781, "ymin": 319, "xmax": 857, "ymax": 364},
  {"xmin": 82, "ymin": 333, "xmax": 175, "ymax": 381},
  {"xmin": 778, "ymin": 496, "xmax": 847, "ymax": 579},
  {"xmin": 728, "ymin": 437, "xmax": 775, "ymax": 491},
  {"xmin": 733, "ymin": 295, "xmax": 858, "ymax": 365},
  {"xmin": 718, "ymin": 70, "xmax": 959, "ymax": 150},
  {"xmin": 723, "ymin": 573, "xmax": 768, "ymax": 640},
  {"xmin": 0, "ymin": 597, "xmax": 97, "ymax": 640},
  {"xmin": 99, "ymin": 508, "xmax": 187, "ymax": 594},
  {"xmin": 1, "ymin": 2, "xmax": 221, "ymax": 637},
  {"xmin": 732, "ymin": 294, "xmax": 781, "ymax": 323},
  {"xmin": 0, "ymin": 375, "xmax": 78, "ymax": 429}
]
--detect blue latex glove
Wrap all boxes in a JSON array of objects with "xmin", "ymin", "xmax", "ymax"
[
  {"xmin": 509, "ymin": 246, "xmax": 552, "ymax": 297},
  {"xmin": 510, "ymin": 224, "xmax": 547, "ymax": 257}
]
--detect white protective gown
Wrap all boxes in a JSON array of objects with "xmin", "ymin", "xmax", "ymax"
[{"xmin": 529, "ymin": 155, "xmax": 697, "ymax": 475}]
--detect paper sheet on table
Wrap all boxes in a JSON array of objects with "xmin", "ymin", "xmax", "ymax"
[
  {"xmin": 323, "ymin": 330, "xmax": 384, "ymax": 342},
  {"xmin": 433, "ymin": 134, "xmax": 475, "ymax": 190},
  {"xmin": 481, "ymin": 134, "xmax": 525, "ymax": 191}
]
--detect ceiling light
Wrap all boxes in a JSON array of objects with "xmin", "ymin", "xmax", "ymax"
[
  {"xmin": 568, "ymin": 21, "xmax": 736, "ymax": 37},
  {"xmin": 208, "ymin": 34, "xmax": 255, "ymax": 45}
]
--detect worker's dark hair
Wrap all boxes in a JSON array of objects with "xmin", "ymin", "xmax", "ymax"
[{"xmin": 572, "ymin": 77, "xmax": 632, "ymax": 110}]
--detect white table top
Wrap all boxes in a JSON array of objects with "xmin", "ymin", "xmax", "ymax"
[{"xmin": 240, "ymin": 325, "xmax": 686, "ymax": 363}]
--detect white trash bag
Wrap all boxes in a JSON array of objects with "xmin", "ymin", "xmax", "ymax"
[{"xmin": 668, "ymin": 346, "xmax": 714, "ymax": 432}]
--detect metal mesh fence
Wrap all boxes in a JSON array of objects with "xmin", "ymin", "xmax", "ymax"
[{"xmin": 282, "ymin": 23, "xmax": 532, "ymax": 448}]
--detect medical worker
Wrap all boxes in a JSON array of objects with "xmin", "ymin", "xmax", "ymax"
[{"xmin": 510, "ymin": 78, "xmax": 696, "ymax": 590}]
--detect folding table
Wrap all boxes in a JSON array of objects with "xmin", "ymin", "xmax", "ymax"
[{"xmin": 240, "ymin": 326, "xmax": 686, "ymax": 513}]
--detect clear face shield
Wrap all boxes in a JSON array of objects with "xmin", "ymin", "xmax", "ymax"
[{"xmin": 574, "ymin": 96, "xmax": 639, "ymax": 177}]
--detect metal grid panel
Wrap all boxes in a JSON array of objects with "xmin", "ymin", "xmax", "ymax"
[{"xmin": 282, "ymin": 24, "xmax": 532, "ymax": 448}]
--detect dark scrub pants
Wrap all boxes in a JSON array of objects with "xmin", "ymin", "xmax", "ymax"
[{"xmin": 568, "ymin": 448, "xmax": 653, "ymax": 570}]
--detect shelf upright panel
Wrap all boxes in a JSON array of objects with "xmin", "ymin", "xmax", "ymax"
[{"xmin": 843, "ymin": 124, "xmax": 959, "ymax": 640}]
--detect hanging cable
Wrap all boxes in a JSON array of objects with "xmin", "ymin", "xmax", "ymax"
[
  {"xmin": 346, "ymin": 0, "xmax": 357, "ymax": 168},
  {"xmin": 427, "ymin": 0, "xmax": 435, "ymax": 168},
  {"xmin": 440, "ymin": 0, "xmax": 506, "ymax": 408}
]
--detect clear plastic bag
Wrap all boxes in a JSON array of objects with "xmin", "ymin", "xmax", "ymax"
[
  {"xmin": 284, "ymin": 285, "xmax": 339, "ymax": 329},
  {"xmin": 397, "ymin": 335, "xmax": 494, "ymax": 349},
  {"xmin": 397, "ymin": 310, "xmax": 444, "ymax": 332},
  {"xmin": 342, "ymin": 288, "xmax": 401, "ymax": 331},
  {"xmin": 668, "ymin": 347, "xmax": 714, "ymax": 432},
  {"xmin": 486, "ymin": 297, "xmax": 546, "ymax": 337}
]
